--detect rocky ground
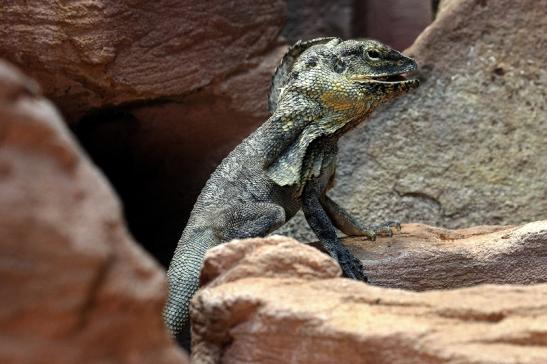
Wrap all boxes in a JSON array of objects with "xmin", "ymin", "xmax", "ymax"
[
  {"xmin": 192, "ymin": 232, "xmax": 547, "ymax": 363},
  {"xmin": 0, "ymin": 0, "xmax": 545, "ymax": 363}
]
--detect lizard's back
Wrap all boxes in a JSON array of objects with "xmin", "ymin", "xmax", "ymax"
[{"xmin": 163, "ymin": 116, "xmax": 302, "ymax": 342}]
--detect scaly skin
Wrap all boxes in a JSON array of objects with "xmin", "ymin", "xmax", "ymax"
[{"xmin": 164, "ymin": 37, "xmax": 419, "ymax": 347}]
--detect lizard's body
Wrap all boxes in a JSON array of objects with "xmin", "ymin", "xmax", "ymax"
[{"xmin": 164, "ymin": 38, "xmax": 419, "ymax": 345}]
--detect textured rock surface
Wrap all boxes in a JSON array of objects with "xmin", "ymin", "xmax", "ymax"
[
  {"xmin": 354, "ymin": 0, "xmax": 433, "ymax": 51},
  {"xmin": 0, "ymin": 60, "xmax": 187, "ymax": 364},
  {"xmin": 282, "ymin": 0, "xmax": 353, "ymax": 43},
  {"xmin": 5, "ymin": 0, "xmax": 288, "ymax": 265},
  {"xmin": 280, "ymin": 0, "xmax": 547, "ymax": 241},
  {"xmin": 344, "ymin": 221, "xmax": 547, "ymax": 290},
  {"xmin": 283, "ymin": 0, "xmax": 432, "ymax": 50},
  {"xmin": 0, "ymin": 1, "xmax": 286, "ymax": 120},
  {"xmin": 52, "ymin": 2, "xmax": 287, "ymax": 266},
  {"xmin": 192, "ymin": 234, "xmax": 547, "ymax": 364},
  {"xmin": 73, "ymin": 45, "xmax": 288, "ymax": 266}
]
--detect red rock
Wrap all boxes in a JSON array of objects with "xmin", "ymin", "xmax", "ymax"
[
  {"xmin": 0, "ymin": 2, "xmax": 288, "ymax": 265},
  {"xmin": 191, "ymin": 229, "xmax": 547, "ymax": 363},
  {"xmin": 345, "ymin": 222, "xmax": 547, "ymax": 290},
  {"xmin": 0, "ymin": 59, "xmax": 187, "ymax": 364},
  {"xmin": 0, "ymin": 1, "xmax": 286, "ymax": 120}
]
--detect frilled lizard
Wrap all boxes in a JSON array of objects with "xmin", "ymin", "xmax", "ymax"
[{"xmin": 164, "ymin": 37, "xmax": 419, "ymax": 346}]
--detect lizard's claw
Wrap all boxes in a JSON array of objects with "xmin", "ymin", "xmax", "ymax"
[
  {"xmin": 361, "ymin": 220, "xmax": 401, "ymax": 240},
  {"xmin": 362, "ymin": 229, "xmax": 377, "ymax": 241}
]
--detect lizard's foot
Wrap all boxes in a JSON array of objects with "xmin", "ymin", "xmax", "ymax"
[
  {"xmin": 361, "ymin": 220, "xmax": 401, "ymax": 241},
  {"xmin": 336, "ymin": 245, "xmax": 368, "ymax": 282}
]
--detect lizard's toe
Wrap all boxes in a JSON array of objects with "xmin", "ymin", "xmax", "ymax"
[
  {"xmin": 364, "ymin": 220, "xmax": 401, "ymax": 239},
  {"xmin": 382, "ymin": 220, "xmax": 401, "ymax": 232},
  {"xmin": 362, "ymin": 229, "xmax": 377, "ymax": 241}
]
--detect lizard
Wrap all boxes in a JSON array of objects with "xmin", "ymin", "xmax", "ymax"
[{"xmin": 163, "ymin": 37, "xmax": 419, "ymax": 346}]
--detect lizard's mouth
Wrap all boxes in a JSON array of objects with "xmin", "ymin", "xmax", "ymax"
[
  {"xmin": 350, "ymin": 72, "xmax": 419, "ymax": 86},
  {"xmin": 373, "ymin": 74, "xmax": 409, "ymax": 82}
]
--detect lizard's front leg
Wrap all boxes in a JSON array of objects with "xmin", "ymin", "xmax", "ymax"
[
  {"xmin": 302, "ymin": 179, "xmax": 367, "ymax": 282},
  {"xmin": 321, "ymin": 195, "xmax": 400, "ymax": 240},
  {"xmin": 212, "ymin": 202, "xmax": 287, "ymax": 242}
]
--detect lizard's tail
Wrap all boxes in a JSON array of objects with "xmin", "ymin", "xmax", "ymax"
[{"xmin": 163, "ymin": 226, "xmax": 217, "ymax": 347}]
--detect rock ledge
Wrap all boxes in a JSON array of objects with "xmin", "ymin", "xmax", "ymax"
[{"xmin": 191, "ymin": 222, "xmax": 547, "ymax": 364}]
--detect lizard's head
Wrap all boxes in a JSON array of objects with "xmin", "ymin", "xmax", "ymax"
[
  {"xmin": 333, "ymin": 39, "xmax": 418, "ymax": 92},
  {"xmin": 269, "ymin": 38, "xmax": 419, "ymax": 116},
  {"xmin": 266, "ymin": 38, "xmax": 419, "ymax": 189}
]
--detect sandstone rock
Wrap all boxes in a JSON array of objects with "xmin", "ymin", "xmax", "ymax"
[
  {"xmin": 191, "ymin": 233, "xmax": 547, "ymax": 364},
  {"xmin": 345, "ymin": 221, "xmax": 547, "ymax": 290},
  {"xmin": 0, "ymin": 1, "xmax": 286, "ymax": 120},
  {"xmin": 200, "ymin": 235, "xmax": 342, "ymax": 288},
  {"xmin": 0, "ymin": 60, "xmax": 187, "ymax": 364},
  {"xmin": 72, "ymin": 45, "xmax": 289, "ymax": 267},
  {"xmin": 24, "ymin": 0, "xmax": 288, "ymax": 266},
  {"xmin": 280, "ymin": 0, "xmax": 547, "ymax": 241}
]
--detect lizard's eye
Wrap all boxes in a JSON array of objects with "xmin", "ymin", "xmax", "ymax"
[
  {"xmin": 333, "ymin": 58, "xmax": 346, "ymax": 73},
  {"xmin": 366, "ymin": 49, "xmax": 380, "ymax": 60},
  {"xmin": 306, "ymin": 58, "xmax": 318, "ymax": 68}
]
